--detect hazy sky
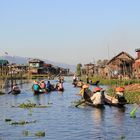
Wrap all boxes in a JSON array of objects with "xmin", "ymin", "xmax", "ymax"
[{"xmin": 0, "ymin": 0, "xmax": 140, "ymax": 64}]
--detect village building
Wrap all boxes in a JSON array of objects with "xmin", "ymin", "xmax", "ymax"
[
  {"xmin": 0, "ymin": 59, "xmax": 9, "ymax": 66},
  {"xmin": 28, "ymin": 59, "xmax": 44, "ymax": 74},
  {"xmin": 133, "ymin": 48, "xmax": 140, "ymax": 79},
  {"xmin": 82, "ymin": 63, "xmax": 95, "ymax": 76},
  {"xmin": 28, "ymin": 58, "xmax": 69, "ymax": 75},
  {"xmin": 105, "ymin": 51, "xmax": 134, "ymax": 79}
]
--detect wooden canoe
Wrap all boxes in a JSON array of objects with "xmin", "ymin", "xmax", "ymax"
[{"xmin": 104, "ymin": 94, "xmax": 126, "ymax": 107}]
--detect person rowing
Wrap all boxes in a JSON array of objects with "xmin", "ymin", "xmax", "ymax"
[
  {"xmin": 56, "ymin": 81, "xmax": 64, "ymax": 91},
  {"xmin": 79, "ymin": 84, "xmax": 93, "ymax": 102},
  {"xmin": 115, "ymin": 87, "xmax": 127, "ymax": 104},
  {"xmin": 76, "ymin": 84, "xmax": 105, "ymax": 107}
]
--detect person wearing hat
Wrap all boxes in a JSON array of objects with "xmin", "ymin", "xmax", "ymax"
[
  {"xmin": 90, "ymin": 86, "xmax": 104, "ymax": 105},
  {"xmin": 79, "ymin": 84, "xmax": 93, "ymax": 102},
  {"xmin": 115, "ymin": 87, "xmax": 127, "ymax": 103}
]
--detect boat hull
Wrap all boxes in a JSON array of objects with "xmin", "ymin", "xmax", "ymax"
[
  {"xmin": 85, "ymin": 101, "xmax": 105, "ymax": 108},
  {"xmin": 104, "ymin": 94, "xmax": 126, "ymax": 108},
  {"xmin": 12, "ymin": 90, "xmax": 21, "ymax": 95},
  {"xmin": 33, "ymin": 89, "xmax": 47, "ymax": 94}
]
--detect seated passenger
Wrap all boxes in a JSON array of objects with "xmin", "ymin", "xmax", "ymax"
[
  {"xmin": 90, "ymin": 87, "xmax": 104, "ymax": 105},
  {"xmin": 40, "ymin": 80, "xmax": 46, "ymax": 89}
]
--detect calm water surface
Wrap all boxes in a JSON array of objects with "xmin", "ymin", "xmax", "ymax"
[{"xmin": 0, "ymin": 77, "xmax": 140, "ymax": 140}]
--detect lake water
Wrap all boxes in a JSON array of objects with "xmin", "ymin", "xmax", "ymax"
[{"xmin": 0, "ymin": 77, "xmax": 140, "ymax": 140}]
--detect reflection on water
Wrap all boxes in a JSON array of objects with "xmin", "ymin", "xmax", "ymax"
[
  {"xmin": 33, "ymin": 94, "xmax": 47, "ymax": 105},
  {"xmin": 91, "ymin": 108, "xmax": 105, "ymax": 127},
  {"xmin": 113, "ymin": 107, "xmax": 126, "ymax": 127}
]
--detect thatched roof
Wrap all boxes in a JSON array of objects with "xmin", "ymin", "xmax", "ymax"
[{"xmin": 107, "ymin": 51, "xmax": 134, "ymax": 65}]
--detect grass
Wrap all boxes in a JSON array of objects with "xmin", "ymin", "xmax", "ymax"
[
  {"xmin": 81, "ymin": 76, "xmax": 140, "ymax": 86},
  {"xmin": 107, "ymin": 89, "xmax": 140, "ymax": 104}
]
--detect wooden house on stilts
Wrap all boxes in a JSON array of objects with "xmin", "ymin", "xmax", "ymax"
[{"xmin": 105, "ymin": 51, "xmax": 134, "ymax": 79}]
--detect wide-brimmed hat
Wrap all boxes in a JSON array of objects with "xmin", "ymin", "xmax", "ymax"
[
  {"xmin": 115, "ymin": 87, "xmax": 125, "ymax": 92},
  {"xmin": 82, "ymin": 84, "xmax": 89, "ymax": 89},
  {"xmin": 93, "ymin": 87, "xmax": 102, "ymax": 92}
]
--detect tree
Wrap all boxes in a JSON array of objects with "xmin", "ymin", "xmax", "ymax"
[{"xmin": 76, "ymin": 63, "xmax": 82, "ymax": 76}]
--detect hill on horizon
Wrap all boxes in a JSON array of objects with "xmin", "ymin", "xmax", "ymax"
[{"xmin": 0, "ymin": 55, "xmax": 76, "ymax": 72}]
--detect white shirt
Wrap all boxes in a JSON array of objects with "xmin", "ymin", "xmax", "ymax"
[{"xmin": 90, "ymin": 92, "xmax": 103, "ymax": 105}]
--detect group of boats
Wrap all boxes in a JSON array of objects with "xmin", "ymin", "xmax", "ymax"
[
  {"xmin": 32, "ymin": 80, "xmax": 64, "ymax": 95},
  {"xmin": 73, "ymin": 78, "xmax": 127, "ymax": 108},
  {"xmin": 8, "ymin": 77, "xmax": 127, "ymax": 109}
]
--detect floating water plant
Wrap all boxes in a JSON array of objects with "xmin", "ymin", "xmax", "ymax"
[
  {"xmin": 130, "ymin": 107, "xmax": 137, "ymax": 118},
  {"xmin": 17, "ymin": 100, "xmax": 51, "ymax": 108},
  {"xmin": 18, "ymin": 100, "xmax": 36, "ymax": 108},
  {"xmin": 0, "ymin": 92, "xmax": 5, "ymax": 95},
  {"xmin": 5, "ymin": 119, "xmax": 12, "ymax": 122},
  {"xmin": 35, "ymin": 131, "xmax": 45, "ymax": 137},
  {"xmin": 22, "ymin": 130, "xmax": 30, "ymax": 136},
  {"xmin": 10, "ymin": 120, "xmax": 36, "ymax": 125},
  {"xmin": 120, "ymin": 135, "xmax": 126, "ymax": 139}
]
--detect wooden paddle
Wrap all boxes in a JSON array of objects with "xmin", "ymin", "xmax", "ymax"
[
  {"xmin": 75, "ymin": 100, "xmax": 86, "ymax": 107},
  {"xmin": 8, "ymin": 90, "xmax": 13, "ymax": 94}
]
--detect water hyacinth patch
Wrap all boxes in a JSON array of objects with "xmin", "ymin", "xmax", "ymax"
[
  {"xmin": 17, "ymin": 100, "xmax": 51, "ymax": 108},
  {"xmin": 35, "ymin": 131, "xmax": 45, "ymax": 137},
  {"xmin": 22, "ymin": 130, "xmax": 30, "ymax": 136},
  {"xmin": 10, "ymin": 120, "xmax": 37, "ymax": 125},
  {"xmin": 5, "ymin": 119, "xmax": 12, "ymax": 122}
]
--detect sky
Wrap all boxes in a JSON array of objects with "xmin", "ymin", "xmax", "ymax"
[{"xmin": 0, "ymin": 0, "xmax": 140, "ymax": 65}]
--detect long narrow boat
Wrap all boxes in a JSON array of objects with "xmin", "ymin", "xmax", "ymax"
[
  {"xmin": 33, "ymin": 88, "xmax": 47, "ymax": 95},
  {"xmin": 104, "ymin": 94, "xmax": 126, "ymax": 108},
  {"xmin": 75, "ymin": 99, "xmax": 105, "ymax": 109},
  {"xmin": 85, "ymin": 101, "xmax": 105, "ymax": 108},
  {"xmin": 12, "ymin": 89, "xmax": 21, "ymax": 95}
]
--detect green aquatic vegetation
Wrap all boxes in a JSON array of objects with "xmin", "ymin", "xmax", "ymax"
[
  {"xmin": 107, "ymin": 88, "xmax": 140, "ymax": 104},
  {"xmin": 120, "ymin": 135, "xmax": 126, "ymax": 139},
  {"xmin": 28, "ymin": 108, "xmax": 33, "ymax": 116},
  {"xmin": 22, "ymin": 130, "xmax": 46, "ymax": 137},
  {"xmin": 22, "ymin": 130, "xmax": 30, "ymax": 136},
  {"xmin": 5, "ymin": 119, "xmax": 12, "ymax": 122},
  {"xmin": 47, "ymin": 102, "xmax": 53, "ymax": 105},
  {"xmin": 18, "ymin": 101, "xmax": 36, "ymax": 108},
  {"xmin": 130, "ymin": 107, "xmax": 137, "ymax": 118},
  {"xmin": 82, "ymin": 76, "xmax": 140, "ymax": 86},
  {"xmin": 18, "ymin": 100, "xmax": 51, "ymax": 108},
  {"xmin": 35, "ymin": 131, "xmax": 45, "ymax": 137},
  {"xmin": 10, "ymin": 120, "xmax": 37, "ymax": 125}
]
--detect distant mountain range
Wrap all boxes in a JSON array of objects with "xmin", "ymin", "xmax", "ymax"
[{"xmin": 0, "ymin": 55, "xmax": 76, "ymax": 72}]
